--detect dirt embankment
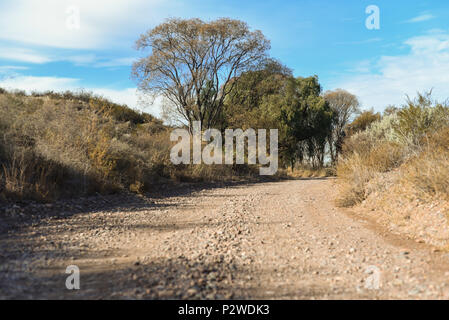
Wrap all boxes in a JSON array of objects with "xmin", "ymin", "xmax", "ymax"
[{"xmin": 353, "ymin": 171, "xmax": 449, "ymax": 249}]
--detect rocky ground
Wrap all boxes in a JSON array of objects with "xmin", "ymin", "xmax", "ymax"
[{"xmin": 1, "ymin": 178, "xmax": 449, "ymax": 299}]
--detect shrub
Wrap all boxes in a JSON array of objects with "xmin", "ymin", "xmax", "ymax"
[
  {"xmin": 346, "ymin": 110, "xmax": 381, "ymax": 136},
  {"xmin": 337, "ymin": 91, "xmax": 449, "ymax": 206},
  {"xmin": 401, "ymin": 128, "xmax": 449, "ymax": 198},
  {"xmin": 337, "ymin": 139, "xmax": 405, "ymax": 206},
  {"xmin": 1, "ymin": 148, "xmax": 66, "ymax": 202},
  {"xmin": 336, "ymin": 152, "xmax": 374, "ymax": 207},
  {"xmin": 393, "ymin": 92, "xmax": 449, "ymax": 151},
  {"xmin": 366, "ymin": 113, "xmax": 400, "ymax": 142},
  {"xmin": 0, "ymin": 89, "xmax": 256, "ymax": 202},
  {"xmin": 0, "ymin": 90, "xmax": 168, "ymax": 201}
]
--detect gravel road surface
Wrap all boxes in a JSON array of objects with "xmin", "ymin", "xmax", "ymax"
[{"xmin": 1, "ymin": 178, "xmax": 449, "ymax": 299}]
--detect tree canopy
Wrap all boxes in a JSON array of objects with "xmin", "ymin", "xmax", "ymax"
[
  {"xmin": 224, "ymin": 71, "xmax": 333, "ymax": 168},
  {"xmin": 132, "ymin": 18, "xmax": 270, "ymax": 131},
  {"xmin": 324, "ymin": 89, "xmax": 360, "ymax": 164},
  {"xmin": 132, "ymin": 17, "xmax": 363, "ymax": 169}
]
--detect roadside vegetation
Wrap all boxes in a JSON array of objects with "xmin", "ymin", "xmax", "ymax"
[
  {"xmin": 0, "ymin": 89, "xmax": 169, "ymax": 202},
  {"xmin": 337, "ymin": 91, "xmax": 449, "ymax": 207},
  {"xmin": 336, "ymin": 92, "xmax": 449, "ymax": 247},
  {"xmin": 1, "ymin": 18, "xmax": 358, "ymax": 203},
  {"xmin": 0, "ymin": 89, "xmax": 261, "ymax": 203},
  {"xmin": 5, "ymin": 16, "xmax": 446, "ymax": 219}
]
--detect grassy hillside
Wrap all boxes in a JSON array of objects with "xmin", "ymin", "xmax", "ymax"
[{"xmin": 0, "ymin": 89, "xmax": 250, "ymax": 203}]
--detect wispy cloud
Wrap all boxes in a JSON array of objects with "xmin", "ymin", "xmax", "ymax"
[
  {"xmin": 404, "ymin": 14, "xmax": 435, "ymax": 24},
  {"xmin": 0, "ymin": 47, "xmax": 51, "ymax": 64},
  {"xmin": 0, "ymin": 75, "xmax": 80, "ymax": 92},
  {"xmin": 0, "ymin": 0, "xmax": 173, "ymax": 49},
  {"xmin": 0, "ymin": 47, "xmax": 135, "ymax": 70},
  {"xmin": 0, "ymin": 65, "xmax": 28, "ymax": 71},
  {"xmin": 66, "ymin": 54, "xmax": 97, "ymax": 65},
  {"xmin": 333, "ymin": 31, "xmax": 449, "ymax": 111},
  {"xmin": 335, "ymin": 38, "xmax": 382, "ymax": 46},
  {"xmin": 94, "ymin": 57, "xmax": 136, "ymax": 68}
]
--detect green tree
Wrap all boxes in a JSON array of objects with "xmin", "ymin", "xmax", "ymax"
[
  {"xmin": 259, "ymin": 76, "xmax": 333, "ymax": 168},
  {"xmin": 223, "ymin": 59, "xmax": 292, "ymax": 130},
  {"xmin": 224, "ymin": 66, "xmax": 333, "ymax": 168},
  {"xmin": 280, "ymin": 76, "xmax": 333, "ymax": 168}
]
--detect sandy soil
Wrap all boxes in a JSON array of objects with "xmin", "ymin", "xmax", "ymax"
[{"xmin": 1, "ymin": 178, "xmax": 449, "ymax": 299}]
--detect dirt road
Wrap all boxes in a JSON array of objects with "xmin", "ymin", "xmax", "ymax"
[{"xmin": 1, "ymin": 178, "xmax": 449, "ymax": 299}]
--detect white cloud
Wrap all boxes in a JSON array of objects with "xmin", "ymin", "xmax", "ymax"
[
  {"xmin": 90, "ymin": 87, "xmax": 139, "ymax": 109},
  {"xmin": 0, "ymin": 47, "xmax": 96, "ymax": 65},
  {"xmin": 0, "ymin": 74, "xmax": 163, "ymax": 117},
  {"xmin": 0, "ymin": 0, "xmax": 175, "ymax": 49},
  {"xmin": 0, "ymin": 65, "xmax": 29, "ymax": 72},
  {"xmin": 335, "ymin": 38, "xmax": 382, "ymax": 46},
  {"xmin": 0, "ymin": 74, "xmax": 79, "ymax": 92},
  {"xmin": 334, "ymin": 31, "xmax": 449, "ymax": 111},
  {"xmin": 93, "ymin": 57, "xmax": 136, "ymax": 68},
  {"xmin": 405, "ymin": 14, "xmax": 435, "ymax": 23},
  {"xmin": 348, "ymin": 59, "xmax": 375, "ymax": 73},
  {"xmin": 66, "ymin": 54, "xmax": 97, "ymax": 65},
  {"xmin": 0, "ymin": 47, "xmax": 52, "ymax": 63},
  {"xmin": 0, "ymin": 47, "xmax": 135, "ymax": 70}
]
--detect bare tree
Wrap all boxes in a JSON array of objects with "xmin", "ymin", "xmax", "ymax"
[
  {"xmin": 132, "ymin": 18, "xmax": 270, "ymax": 131},
  {"xmin": 324, "ymin": 89, "xmax": 360, "ymax": 164}
]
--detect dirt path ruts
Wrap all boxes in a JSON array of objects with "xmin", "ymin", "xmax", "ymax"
[{"xmin": 1, "ymin": 178, "xmax": 449, "ymax": 299}]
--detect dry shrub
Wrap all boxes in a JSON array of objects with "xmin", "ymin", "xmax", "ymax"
[
  {"xmin": 287, "ymin": 165, "xmax": 332, "ymax": 178},
  {"xmin": 0, "ymin": 90, "xmax": 169, "ymax": 201},
  {"xmin": 0, "ymin": 89, "xmax": 258, "ymax": 203},
  {"xmin": 171, "ymin": 163, "xmax": 257, "ymax": 183},
  {"xmin": 337, "ymin": 92, "xmax": 449, "ymax": 207},
  {"xmin": 366, "ymin": 141, "xmax": 406, "ymax": 172},
  {"xmin": 336, "ymin": 153, "xmax": 375, "ymax": 207},
  {"xmin": 401, "ymin": 128, "xmax": 449, "ymax": 198},
  {"xmin": 337, "ymin": 138, "xmax": 405, "ymax": 207},
  {"xmin": 1, "ymin": 149, "xmax": 64, "ymax": 202},
  {"xmin": 402, "ymin": 152, "xmax": 449, "ymax": 199},
  {"xmin": 340, "ymin": 131, "xmax": 374, "ymax": 156}
]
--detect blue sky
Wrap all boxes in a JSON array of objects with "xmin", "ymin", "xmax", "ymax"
[{"xmin": 1, "ymin": 0, "xmax": 449, "ymax": 117}]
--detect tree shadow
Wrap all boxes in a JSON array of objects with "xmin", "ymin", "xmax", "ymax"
[
  {"xmin": 0, "ymin": 249, "xmax": 343, "ymax": 300},
  {"xmin": 0, "ymin": 176, "xmax": 287, "ymax": 233}
]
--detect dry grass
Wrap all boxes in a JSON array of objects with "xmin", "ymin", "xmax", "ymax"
[
  {"xmin": 400, "ymin": 128, "xmax": 449, "ymax": 199},
  {"xmin": 285, "ymin": 166, "xmax": 333, "ymax": 178},
  {"xmin": 0, "ymin": 89, "xmax": 258, "ymax": 202},
  {"xmin": 335, "ymin": 97, "xmax": 449, "ymax": 246},
  {"xmin": 336, "ymin": 93, "xmax": 449, "ymax": 207},
  {"xmin": 336, "ymin": 138, "xmax": 406, "ymax": 207}
]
